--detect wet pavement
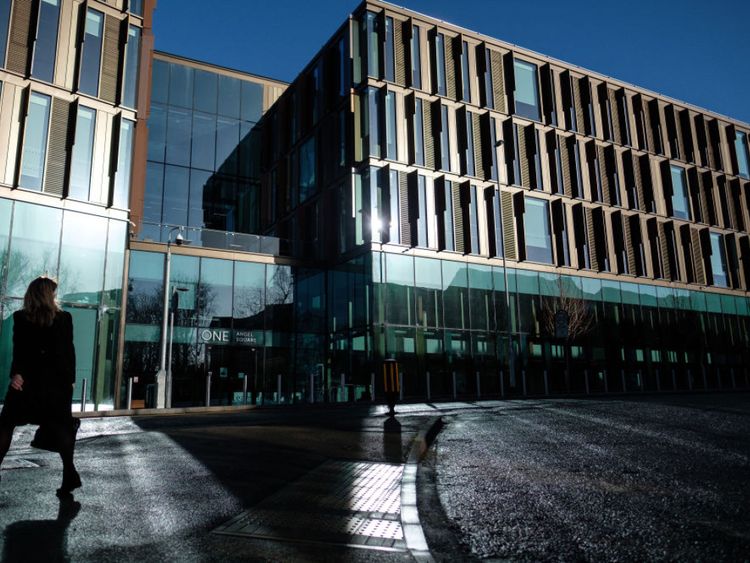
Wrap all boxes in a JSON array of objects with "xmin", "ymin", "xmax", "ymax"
[{"xmin": 423, "ymin": 393, "xmax": 750, "ymax": 562}]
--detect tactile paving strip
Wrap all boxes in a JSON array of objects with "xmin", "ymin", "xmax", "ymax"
[{"xmin": 214, "ymin": 460, "xmax": 407, "ymax": 550}]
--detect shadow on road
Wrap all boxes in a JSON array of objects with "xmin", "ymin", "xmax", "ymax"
[{"xmin": 2, "ymin": 498, "xmax": 81, "ymax": 563}]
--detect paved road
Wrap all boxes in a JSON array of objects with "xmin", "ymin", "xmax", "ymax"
[
  {"xmin": 1, "ymin": 405, "xmax": 433, "ymax": 562},
  {"xmin": 420, "ymin": 393, "xmax": 750, "ymax": 562}
]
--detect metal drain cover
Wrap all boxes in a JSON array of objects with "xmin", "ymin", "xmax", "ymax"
[{"xmin": 214, "ymin": 460, "xmax": 407, "ymax": 551}]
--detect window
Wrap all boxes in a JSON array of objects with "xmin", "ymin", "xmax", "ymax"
[
  {"xmin": 414, "ymin": 98, "xmax": 425, "ymax": 166},
  {"xmin": 0, "ymin": 0, "xmax": 11, "ymax": 67},
  {"xmin": 299, "ymin": 136, "xmax": 316, "ymax": 203},
  {"xmin": 122, "ymin": 26, "xmax": 141, "ymax": 109},
  {"xmin": 482, "ymin": 49, "xmax": 494, "ymax": 110},
  {"xmin": 338, "ymin": 36, "xmax": 347, "ymax": 97},
  {"xmin": 31, "ymin": 0, "xmax": 61, "ymax": 83},
  {"xmin": 734, "ymin": 131, "xmax": 749, "ymax": 179},
  {"xmin": 365, "ymin": 11, "xmax": 378, "ymax": 78},
  {"xmin": 411, "ymin": 25, "xmax": 422, "ymax": 89},
  {"xmin": 388, "ymin": 169, "xmax": 400, "ymax": 243},
  {"xmin": 19, "ymin": 92, "xmax": 51, "ymax": 190},
  {"xmin": 384, "ymin": 16, "xmax": 395, "ymax": 82},
  {"xmin": 669, "ymin": 165, "xmax": 690, "ymax": 220},
  {"xmin": 435, "ymin": 33, "xmax": 447, "ymax": 96},
  {"xmin": 69, "ymin": 105, "xmax": 96, "ymax": 200},
  {"xmin": 460, "ymin": 41, "xmax": 470, "ymax": 102},
  {"xmin": 112, "ymin": 118, "xmax": 134, "ymax": 209},
  {"xmin": 79, "ymin": 9, "xmax": 103, "ymax": 96},
  {"xmin": 440, "ymin": 179, "xmax": 455, "ymax": 251},
  {"xmin": 439, "ymin": 104, "xmax": 451, "ymax": 171},
  {"xmin": 128, "ymin": 0, "xmax": 143, "ymax": 17},
  {"xmin": 513, "ymin": 59, "xmax": 540, "ymax": 121},
  {"xmin": 385, "ymin": 90, "xmax": 397, "ymax": 160},
  {"xmin": 709, "ymin": 232, "xmax": 728, "ymax": 288},
  {"xmin": 525, "ymin": 197, "xmax": 553, "ymax": 263},
  {"xmin": 366, "ymin": 87, "xmax": 380, "ymax": 158}
]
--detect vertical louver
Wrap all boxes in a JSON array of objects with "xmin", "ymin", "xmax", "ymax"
[
  {"xmin": 501, "ymin": 191, "xmax": 516, "ymax": 260},
  {"xmin": 6, "ymin": 0, "xmax": 32, "ymax": 75},
  {"xmin": 472, "ymin": 112, "xmax": 483, "ymax": 178},
  {"xmin": 518, "ymin": 125, "xmax": 531, "ymax": 188},
  {"xmin": 398, "ymin": 171, "xmax": 411, "ymax": 246},
  {"xmin": 99, "ymin": 15, "xmax": 122, "ymax": 103},
  {"xmin": 423, "ymin": 101, "xmax": 435, "ymax": 169},
  {"xmin": 445, "ymin": 36, "xmax": 457, "ymax": 100},
  {"xmin": 658, "ymin": 221, "xmax": 672, "ymax": 280},
  {"xmin": 44, "ymin": 98, "xmax": 72, "ymax": 197},
  {"xmin": 560, "ymin": 134, "xmax": 573, "ymax": 197},
  {"xmin": 489, "ymin": 50, "xmax": 505, "ymax": 113},
  {"xmin": 571, "ymin": 78, "xmax": 585, "ymax": 136},
  {"xmin": 622, "ymin": 214, "xmax": 636, "ymax": 275},
  {"xmin": 452, "ymin": 181, "xmax": 465, "ymax": 253},
  {"xmin": 584, "ymin": 207, "xmax": 599, "ymax": 270},
  {"xmin": 597, "ymin": 145, "xmax": 611, "ymax": 205},
  {"xmin": 691, "ymin": 227, "xmax": 706, "ymax": 285},
  {"xmin": 394, "ymin": 20, "xmax": 406, "ymax": 86}
]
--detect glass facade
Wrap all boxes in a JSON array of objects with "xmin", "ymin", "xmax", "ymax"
[
  {"xmin": 0, "ymin": 198, "xmax": 126, "ymax": 410},
  {"xmin": 79, "ymin": 9, "xmax": 103, "ymax": 96},
  {"xmin": 19, "ymin": 92, "xmax": 51, "ymax": 190},
  {"xmin": 69, "ymin": 105, "xmax": 97, "ymax": 200},
  {"xmin": 31, "ymin": 0, "xmax": 60, "ymax": 83},
  {"xmin": 735, "ymin": 131, "xmax": 749, "ymax": 179},
  {"xmin": 144, "ymin": 58, "xmax": 265, "ymax": 242},
  {"xmin": 669, "ymin": 165, "xmax": 691, "ymax": 220},
  {"xmin": 525, "ymin": 197, "xmax": 553, "ymax": 263}
]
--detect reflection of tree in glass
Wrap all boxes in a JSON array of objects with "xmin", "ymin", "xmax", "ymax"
[
  {"xmin": 267, "ymin": 266, "xmax": 293, "ymax": 305},
  {"xmin": 233, "ymin": 286, "xmax": 265, "ymax": 320},
  {"xmin": 540, "ymin": 276, "xmax": 594, "ymax": 340},
  {"xmin": 5, "ymin": 247, "xmax": 58, "ymax": 297}
]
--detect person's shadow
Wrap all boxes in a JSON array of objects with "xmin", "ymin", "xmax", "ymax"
[
  {"xmin": 2, "ymin": 498, "xmax": 81, "ymax": 563},
  {"xmin": 383, "ymin": 415, "xmax": 402, "ymax": 463}
]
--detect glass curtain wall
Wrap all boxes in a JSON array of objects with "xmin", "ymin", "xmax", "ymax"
[{"xmin": 0, "ymin": 198, "xmax": 126, "ymax": 410}]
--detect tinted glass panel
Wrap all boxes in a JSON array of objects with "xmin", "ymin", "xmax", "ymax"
[
  {"xmin": 103, "ymin": 220, "xmax": 127, "ymax": 308},
  {"xmin": 151, "ymin": 59, "xmax": 169, "ymax": 104},
  {"xmin": 514, "ymin": 59, "xmax": 541, "ymax": 121},
  {"xmin": 669, "ymin": 165, "xmax": 690, "ymax": 220},
  {"xmin": 411, "ymin": 26, "xmax": 421, "ymax": 89},
  {"xmin": 240, "ymin": 81, "xmax": 263, "ymax": 122},
  {"xmin": 163, "ymin": 164, "xmax": 189, "ymax": 225},
  {"xmin": 58, "ymin": 211, "xmax": 107, "ymax": 303},
  {"xmin": 143, "ymin": 162, "xmax": 163, "ymax": 223},
  {"xmin": 165, "ymin": 108, "xmax": 191, "ymax": 166},
  {"xmin": 113, "ymin": 119, "xmax": 135, "ymax": 209},
  {"xmin": 0, "ymin": 0, "xmax": 11, "ymax": 67},
  {"xmin": 147, "ymin": 104, "xmax": 166, "ymax": 162},
  {"xmin": 435, "ymin": 33, "xmax": 446, "ymax": 96},
  {"xmin": 709, "ymin": 232, "xmax": 728, "ymax": 288},
  {"xmin": 524, "ymin": 197, "xmax": 553, "ymax": 263},
  {"xmin": 190, "ymin": 112, "xmax": 216, "ymax": 171},
  {"xmin": 193, "ymin": 69, "xmax": 217, "ymax": 113},
  {"xmin": 218, "ymin": 75, "xmax": 240, "ymax": 118},
  {"xmin": 299, "ymin": 136, "xmax": 316, "ymax": 203},
  {"xmin": 735, "ymin": 132, "xmax": 749, "ymax": 179},
  {"xmin": 79, "ymin": 10, "xmax": 103, "ymax": 96},
  {"xmin": 128, "ymin": 0, "xmax": 143, "ymax": 16},
  {"xmin": 20, "ymin": 92, "xmax": 51, "ymax": 190},
  {"xmin": 31, "ymin": 0, "xmax": 60, "ymax": 83},
  {"xmin": 168, "ymin": 63, "xmax": 193, "ymax": 108},
  {"xmin": 69, "ymin": 105, "xmax": 96, "ymax": 200},
  {"xmin": 122, "ymin": 26, "xmax": 141, "ymax": 109},
  {"xmin": 385, "ymin": 90, "xmax": 397, "ymax": 159},
  {"xmin": 384, "ymin": 17, "xmax": 394, "ymax": 82},
  {"xmin": 6, "ymin": 202, "xmax": 62, "ymax": 297}
]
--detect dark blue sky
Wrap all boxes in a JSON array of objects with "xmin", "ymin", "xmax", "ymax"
[{"xmin": 154, "ymin": 0, "xmax": 750, "ymax": 124}]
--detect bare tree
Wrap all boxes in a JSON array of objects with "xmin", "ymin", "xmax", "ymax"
[{"xmin": 540, "ymin": 275, "xmax": 595, "ymax": 392}]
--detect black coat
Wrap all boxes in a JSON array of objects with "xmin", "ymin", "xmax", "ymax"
[{"xmin": 1, "ymin": 310, "xmax": 76, "ymax": 425}]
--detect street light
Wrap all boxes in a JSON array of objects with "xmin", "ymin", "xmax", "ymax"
[
  {"xmin": 494, "ymin": 138, "xmax": 516, "ymax": 391},
  {"xmin": 166, "ymin": 286, "xmax": 189, "ymax": 408},
  {"xmin": 156, "ymin": 226, "xmax": 190, "ymax": 408}
]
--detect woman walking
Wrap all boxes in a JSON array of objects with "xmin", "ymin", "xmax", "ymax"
[{"xmin": 0, "ymin": 276, "xmax": 81, "ymax": 497}]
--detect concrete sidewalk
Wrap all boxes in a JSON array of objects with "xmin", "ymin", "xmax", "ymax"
[{"xmin": 0, "ymin": 403, "xmax": 446, "ymax": 562}]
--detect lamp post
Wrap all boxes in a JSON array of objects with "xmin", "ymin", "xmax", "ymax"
[
  {"xmin": 156, "ymin": 226, "xmax": 190, "ymax": 408},
  {"xmin": 494, "ymin": 138, "xmax": 516, "ymax": 391},
  {"xmin": 166, "ymin": 286, "xmax": 189, "ymax": 408}
]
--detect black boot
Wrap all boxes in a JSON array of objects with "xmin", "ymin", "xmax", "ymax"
[{"xmin": 56, "ymin": 468, "xmax": 82, "ymax": 498}]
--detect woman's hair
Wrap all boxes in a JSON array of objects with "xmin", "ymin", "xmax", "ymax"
[{"xmin": 23, "ymin": 276, "xmax": 61, "ymax": 326}]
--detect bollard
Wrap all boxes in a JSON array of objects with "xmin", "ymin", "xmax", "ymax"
[
  {"xmin": 205, "ymin": 372, "xmax": 211, "ymax": 406},
  {"xmin": 543, "ymin": 370, "xmax": 549, "ymax": 396},
  {"xmin": 340, "ymin": 373, "xmax": 345, "ymax": 402},
  {"xmin": 426, "ymin": 371, "xmax": 431, "ymax": 401},
  {"xmin": 452, "ymin": 371, "xmax": 457, "ymax": 400},
  {"xmin": 687, "ymin": 368, "xmax": 693, "ymax": 390},
  {"xmin": 126, "ymin": 377, "xmax": 133, "ymax": 410},
  {"xmin": 310, "ymin": 372, "xmax": 315, "ymax": 403},
  {"xmin": 371, "ymin": 372, "xmax": 375, "ymax": 402},
  {"xmin": 522, "ymin": 370, "xmax": 527, "ymax": 396},
  {"xmin": 500, "ymin": 369, "xmax": 505, "ymax": 398},
  {"xmin": 277, "ymin": 374, "xmax": 282, "ymax": 404},
  {"xmin": 730, "ymin": 367, "xmax": 736, "ymax": 389},
  {"xmin": 584, "ymin": 369, "xmax": 590, "ymax": 395},
  {"xmin": 621, "ymin": 368, "xmax": 626, "ymax": 393},
  {"xmin": 603, "ymin": 369, "xmax": 608, "ymax": 394},
  {"xmin": 80, "ymin": 378, "xmax": 87, "ymax": 412},
  {"xmin": 476, "ymin": 371, "xmax": 481, "ymax": 399},
  {"xmin": 243, "ymin": 374, "xmax": 248, "ymax": 405},
  {"xmin": 671, "ymin": 368, "xmax": 676, "ymax": 390},
  {"xmin": 701, "ymin": 364, "xmax": 708, "ymax": 389},
  {"xmin": 399, "ymin": 373, "xmax": 403, "ymax": 401},
  {"xmin": 655, "ymin": 368, "xmax": 661, "ymax": 392},
  {"xmin": 717, "ymin": 367, "xmax": 722, "ymax": 390}
]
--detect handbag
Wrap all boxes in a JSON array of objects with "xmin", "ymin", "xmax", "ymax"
[{"xmin": 30, "ymin": 418, "xmax": 81, "ymax": 453}]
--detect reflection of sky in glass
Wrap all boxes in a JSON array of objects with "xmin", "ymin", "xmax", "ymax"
[{"xmin": 58, "ymin": 211, "xmax": 107, "ymax": 303}]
